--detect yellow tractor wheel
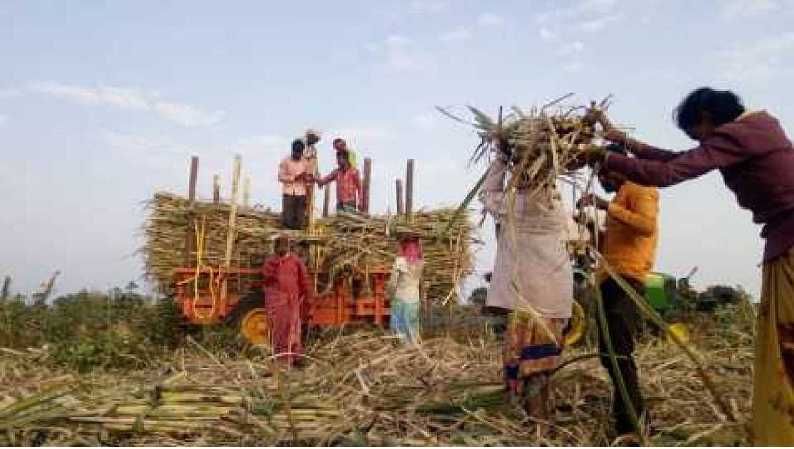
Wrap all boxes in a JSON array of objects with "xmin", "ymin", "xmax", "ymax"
[
  {"xmin": 240, "ymin": 308, "xmax": 271, "ymax": 347},
  {"xmin": 564, "ymin": 302, "xmax": 586, "ymax": 347}
]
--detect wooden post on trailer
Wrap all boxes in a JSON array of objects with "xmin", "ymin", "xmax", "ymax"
[
  {"xmin": 185, "ymin": 156, "xmax": 199, "ymax": 265},
  {"xmin": 1, "ymin": 276, "xmax": 10, "ymax": 301},
  {"xmin": 322, "ymin": 184, "xmax": 331, "ymax": 218},
  {"xmin": 362, "ymin": 157, "xmax": 372, "ymax": 213},
  {"xmin": 213, "ymin": 175, "xmax": 220, "ymax": 204},
  {"xmin": 221, "ymin": 155, "xmax": 242, "ymax": 302},
  {"xmin": 396, "ymin": 179, "xmax": 404, "ymax": 216},
  {"xmin": 188, "ymin": 156, "xmax": 199, "ymax": 203},
  {"xmin": 243, "ymin": 176, "xmax": 251, "ymax": 208},
  {"xmin": 406, "ymin": 159, "xmax": 415, "ymax": 220},
  {"xmin": 306, "ymin": 144, "xmax": 320, "ymax": 231}
]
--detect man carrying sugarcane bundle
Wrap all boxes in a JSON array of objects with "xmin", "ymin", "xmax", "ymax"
[
  {"xmin": 262, "ymin": 234, "xmax": 313, "ymax": 368},
  {"xmin": 577, "ymin": 143, "xmax": 660, "ymax": 439},
  {"xmin": 480, "ymin": 147, "xmax": 574, "ymax": 418}
]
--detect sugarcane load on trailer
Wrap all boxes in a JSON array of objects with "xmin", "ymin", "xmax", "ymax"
[{"xmin": 142, "ymin": 154, "xmax": 476, "ymax": 345}]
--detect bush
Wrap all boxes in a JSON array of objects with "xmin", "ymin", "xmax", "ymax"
[{"xmin": 0, "ymin": 288, "xmax": 186, "ymax": 372}]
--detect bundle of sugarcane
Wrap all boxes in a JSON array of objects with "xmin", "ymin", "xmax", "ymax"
[
  {"xmin": 142, "ymin": 192, "xmax": 284, "ymax": 288},
  {"xmin": 142, "ymin": 192, "xmax": 478, "ymax": 302},
  {"xmin": 314, "ymin": 209, "xmax": 475, "ymax": 302},
  {"xmin": 438, "ymin": 95, "xmax": 605, "ymax": 219}
]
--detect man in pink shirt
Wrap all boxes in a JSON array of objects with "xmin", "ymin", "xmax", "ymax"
[
  {"xmin": 278, "ymin": 139, "xmax": 313, "ymax": 229},
  {"xmin": 317, "ymin": 149, "xmax": 362, "ymax": 213}
]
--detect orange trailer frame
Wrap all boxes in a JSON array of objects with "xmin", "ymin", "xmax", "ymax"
[{"xmin": 172, "ymin": 266, "xmax": 392, "ymax": 328}]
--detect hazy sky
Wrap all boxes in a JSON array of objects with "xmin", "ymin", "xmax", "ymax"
[{"xmin": 2, "ymin": 0, "xmax": 793, "ymax": 299}]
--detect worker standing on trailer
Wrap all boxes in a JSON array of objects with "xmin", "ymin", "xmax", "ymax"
[
  {"xmin": 387, "ymin": 231, "xmax": 425, "ymax": 344},
  {"xmin": 481, "ymin": 149, "xmax": 573, "ymax": 418},
  {"xmin": 578, "ymin": 143, "xmax": 659, "ymax": 438},
  {"xmin": 316, "ymin": 147, "xmax": 362, "ymax": 213},
  {"xmin": 278, "ymin": 139, "xmax": 313, "ymax": 230},
  {"xmin": 586, "ymin": 87, "xmax": 794, "ymax": 445},
  {"xmin": 303, "ymin": 129, "xmax": 321, "ymax": 226},
  {"xmin": 262, "ymin": 234, "xmax": 313, "ymax": 368},
  {"xmin": 332, "ymin": 137, "xmax": 357, "ymax": 169}
]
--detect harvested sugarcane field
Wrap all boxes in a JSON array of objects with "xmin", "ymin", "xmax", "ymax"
[{"xmin": 4, "ymin": 1, "xmax": 793, "ymax": 447}]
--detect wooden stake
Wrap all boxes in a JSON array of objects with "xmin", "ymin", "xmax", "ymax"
[
  {"xmin": 243, "ymin": 176, "xmax": 251, "ymax": 208},
  {"xmin": 185, "ymin": 156, "xmax": 199, "ymax": 265},
  {"xmin": 213, "ymin": 175, "xmax": 220, "ymax": 204},
  {"xmin": 396, "ymin": 179, "xmax": 404, "ymax": 215},
  {"xmin": 362, "ymin": 158, "xmax": 372, "ymax": 213},
  {"xmin": 1, "ymin": 276, "xmax": 10, "ymax": 301},
  {"xmin": 406, "ymin": 159, "xmax": 415, "ymax": 218},
  {"xmin": 222, "ymin": 155, "xmax": 242, "ymax": 300},
  {"xmin": 322, "ymin": 184, "xmax": 331, "ymax": 218},
  {"xmin": 306, "ymin": 145, "xmax": 320, "ymax": 231},
  {"xmin": 188, "ymin": 156, "xmax": 199, "ymax": 203}
]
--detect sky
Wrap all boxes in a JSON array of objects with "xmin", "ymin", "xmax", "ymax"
[{"xmin": 1, "ymin": 0, "xmax": 793, "ymax": 299}]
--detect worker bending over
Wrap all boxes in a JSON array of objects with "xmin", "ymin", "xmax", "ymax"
[
  {"xmin": 578, "ymin": 143, "xmax": 659, "ymax": 438},
  {"xmin": 278, "ymin": 139, "xmax": 313, "ymax": 230},
  {"xmin": 261, "ymin": 234, "xmax": 313, "ymax": 368},
  {"xmin": 317, "ymin": 147, "xmax": 362, "ymax": 213},
  {"xmin": 586, "ymin": 87, "xmax": 794, "ymax": 445}
]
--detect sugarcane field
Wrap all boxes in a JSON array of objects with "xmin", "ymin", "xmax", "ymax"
[{"xmin": 3, "ymin": 2, "xmax": 794, "ymax": 448}]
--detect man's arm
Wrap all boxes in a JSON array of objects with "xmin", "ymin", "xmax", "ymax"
[
  {"xmin": 607, "ymin": 189, "xmax": 658, "ymax": 237},
  {"xmin": 605, "ymin": 129, "xmax": 678, "ymax": 161},
  {"xmin": 604, "ymin": 132, "xmax": 749, "ymax": 187},
  {"xmin": 316, "ymin": 170, "xmax": 337, "ymax": 187},
  {"xmin": 480, "ymin": 157, "xmax": 508, "ymax": 217},
  {"xmin": 278, "ymin": 160, "xmax": 296, "ymax": 183}
]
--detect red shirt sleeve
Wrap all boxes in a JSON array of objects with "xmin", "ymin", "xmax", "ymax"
[
  {"xmin": 262, "ymin": 257, "xmax": 279, "ymax": 288},
  {"xmin": 604, "ymin": 132, "xmax": 750, "ymax": 187}
]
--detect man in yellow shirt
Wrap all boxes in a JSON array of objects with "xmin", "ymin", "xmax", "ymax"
[{"xmin": 578, "ymin": 143, "xmax": 659, "ymax": 437}]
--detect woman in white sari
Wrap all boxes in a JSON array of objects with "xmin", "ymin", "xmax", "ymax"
[{"xmin": 481, "ymin": 154, "xmax": 573, "ymax": 416}]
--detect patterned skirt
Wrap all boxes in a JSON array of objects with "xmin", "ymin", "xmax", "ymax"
[{"xmin": 503, "ymin": 311, "xmax": 567, "ymax": 396}]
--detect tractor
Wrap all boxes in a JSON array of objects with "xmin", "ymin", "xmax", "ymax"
[{"xmin": 567, "ymin": 265, "xmax": 743, "ymax": 345}]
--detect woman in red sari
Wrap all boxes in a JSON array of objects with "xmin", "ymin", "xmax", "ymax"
[{"xmin": 262, "ymin": 234, "xmax": 313, "ymax": 368}]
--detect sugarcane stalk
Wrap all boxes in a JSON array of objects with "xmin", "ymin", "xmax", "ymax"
[
  {"xmin": 593, "ymin": 285, "xmax": 647, "ymax": 445},
  {"xmin": 595, "ymin": 251, "xmax": 736, "ymax": 422}
]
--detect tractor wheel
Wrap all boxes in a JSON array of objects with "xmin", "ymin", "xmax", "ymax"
[
  {"xmin": 564, "ymin": 301, "xmax": 586, "ymax": 347},
  {"xmin": 227, "ymin": 291, "xmax": 270, "ymax": 347}
]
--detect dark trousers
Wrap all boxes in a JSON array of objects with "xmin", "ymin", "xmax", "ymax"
[
  {"xmin": 282, "ymin": 194, "xmax": 307, "ymax": 230},
  {"xmin": 598, "ymin": 278, "xmax": 645, "ymax": 434}
]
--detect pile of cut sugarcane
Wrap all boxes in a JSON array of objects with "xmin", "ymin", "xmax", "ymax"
[
  {"xmin": 1, "ymin": 305, "xmax": 754, "ymax": 445},
  {"xmin": 142, "ymin": 192, "xmax": 478, "ymax": 302}
]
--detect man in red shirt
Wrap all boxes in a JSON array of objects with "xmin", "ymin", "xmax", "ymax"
[
  {"xmin": 262, "ymin": 234, "xmax": 312, "ymax": 368},
  {"xmin": 317, "ymin": 149, "xmax": 362, "ymax": 213}
]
